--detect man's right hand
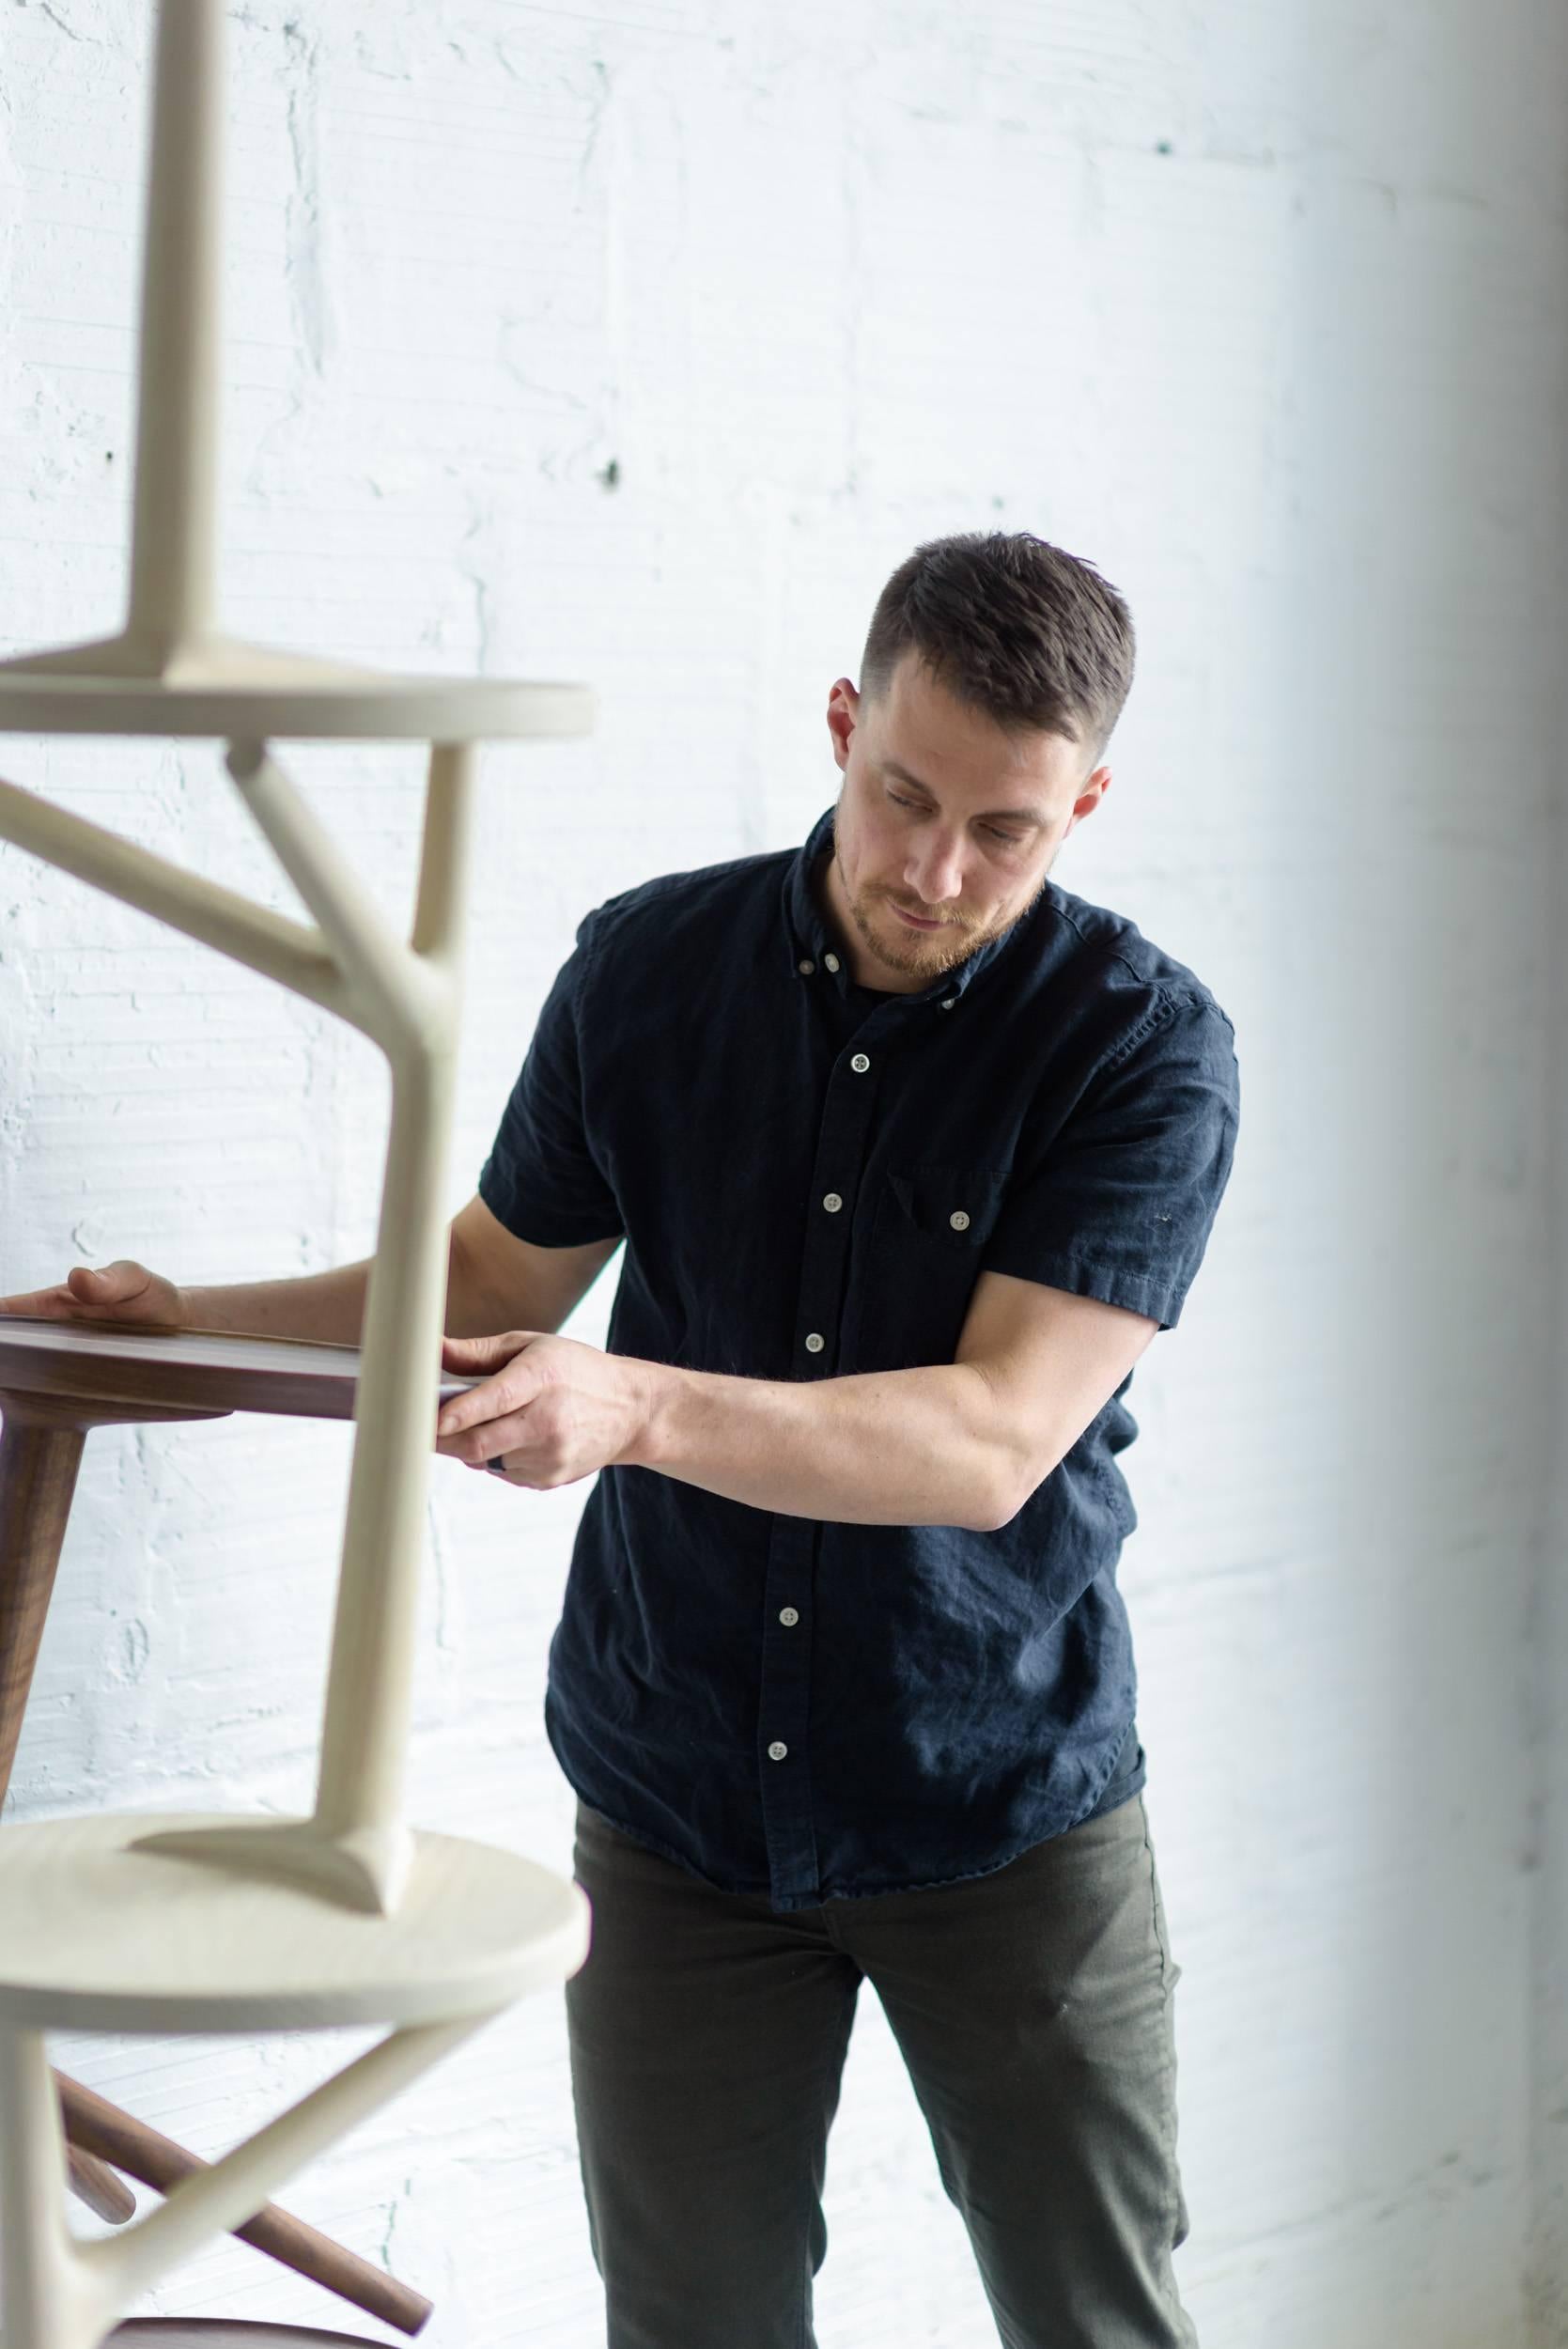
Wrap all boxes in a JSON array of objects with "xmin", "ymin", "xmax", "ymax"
[{"xmin": 0, "ymin": 1260, "xmax": 188, "ymax": 1330}]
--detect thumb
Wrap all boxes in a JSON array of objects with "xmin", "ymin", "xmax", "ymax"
[
  {"xmin": 440, "ymin": 1330, "xmax": 541, "ymax": 1371},
  {"xmin": 68, "ymin": 1261, "xmax": 140, "ymax": 1299},
  {"xmin": 436, "ymin": 1334, "xmax": 547, "ymax": 1441}
]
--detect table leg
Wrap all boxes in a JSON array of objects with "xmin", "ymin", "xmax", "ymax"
[
  {"xmin": 0, "ymin": 1403, "xmax": 136, "ymax": 2228},
  {"xmin": 0, "ymin": 1389, "xmax": 221, "ymax": 1810},
  {"xmin": 0, "ymin": 1408, "xmax": 87, "ymax": 1812},
  {"xmin": 67, "ymin": 2144, "xmax": 136, "ymax": 2226},
  {"xmin": 56, "ymin": 2072, "xmax": 433, "ymax": 2333}
]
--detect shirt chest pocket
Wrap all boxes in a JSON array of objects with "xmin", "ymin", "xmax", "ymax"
[{"xmin": 853, "ymin": 1164, "xmax": 1009, "ymax": 1371}]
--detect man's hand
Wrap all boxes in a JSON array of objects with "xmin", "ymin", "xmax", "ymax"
[
  {"xmin": 0, "ymin": 1259, "xmax": 188, "ymax": 1329},
  {"xmin": 436, "ymin": 1330, "xmax": 652, "ymax": 1487}
]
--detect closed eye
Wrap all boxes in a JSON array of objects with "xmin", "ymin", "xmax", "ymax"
[{"xmin": 887, "ymin": 789, "xmax": 1025, "ymax": 850}]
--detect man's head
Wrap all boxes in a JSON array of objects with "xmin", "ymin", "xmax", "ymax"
[{"xmin": 823, "ymin": 532, "xmax": 1135, "ymax": 990}]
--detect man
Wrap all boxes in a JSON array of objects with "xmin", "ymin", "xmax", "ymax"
[{"xmin": 7, "ymin": 532, "xmax": 1238, "ymax": 2348}]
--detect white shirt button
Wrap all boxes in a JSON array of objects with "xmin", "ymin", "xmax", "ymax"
[
  {"xmin": 779, "ymin": 1607, "xmax": 800, "ymax": 1626},
  {"xmin": 768, "ymin": 1741, "xmax": 789, "ymax": 1761},
  {"xmin": 940, "ymin": 997, "xmax": 956, "ymax": 1010},
  {"xmin": 850, "ymin": 1052, "xmax": 870, "ymax": 1073},
  {"xmin": 822, "ymin": 1192, "xmax": 843, "ymax": 1214},
  {"xmin": 950, "ymin": 1209, "xmax": 970, "ymax": 1232},
  {"xmin": 824, "ymin": 952, "xmax": 840, "ymax": 972},
  {"xmin": 799, "ymin": 958, "xmax": 815, "ymax": 976},
  {"xmin": 804, "ymin": 1331, "xmax": 825, "ymax": 1353}
]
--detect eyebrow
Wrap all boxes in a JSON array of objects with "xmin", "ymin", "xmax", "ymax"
[{"xmin": 882, "ymin": 759, "xmax": 1050, "ymax": 831}]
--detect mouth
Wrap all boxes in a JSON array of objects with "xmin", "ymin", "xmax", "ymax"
[{"xmin": 886, "ymin": 900, "xmax": 951, "ymax": 933}]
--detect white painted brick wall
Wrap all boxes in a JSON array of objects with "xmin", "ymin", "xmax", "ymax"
[{"xmin": 2, "ymin": 4, "xmax": 1565, "ymax": 2345}]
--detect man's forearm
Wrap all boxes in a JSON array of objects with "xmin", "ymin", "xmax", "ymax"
[
  {"xmin": 180, "ymin": 1219, "xmax": 591, "ymax": 1348},
  {"xmin": 182, "ymin": 1237, "xmax": 487, "ymax": 1347},
  {"xmin": 624, "ymin": 1358, "xmax": 1027, "ymax": 1532},
  {"xmin": 180, "ymin": 1259, "xmax": 376, "ymax": 1346}
]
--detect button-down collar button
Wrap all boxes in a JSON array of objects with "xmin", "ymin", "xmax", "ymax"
[
  {"xmin": 950, "ymin": 1209, "xmax": 970, "ymax": 1232},
  {"xmin": 768, "ymin": 1740, "xmax": 789, "ymax": 1761},
  {"xmin": 940, "ymin": 996, "xmax": 957, "ymax": 1010},
  {"xmin": 822, "ymin": 1192, "xmax": 843, "ymax": 1213},
  {"xmin": 824, "ymin": 952, "xmax": 840, "ymax": 972},
  {"xmin": 850, "ymin": 1051, "xmax": 870, "ymax": 1073},
  {"xmin": 804, "ymin": 1331, "xmax": 826, "ymax": 1354},
  {"xmin": 799, "ymin": 957, "xmax": 815, "ymax": 976},
  {"xmin": 779, "ymin": 1607, "xmax": 800, "ymax": 1626}
]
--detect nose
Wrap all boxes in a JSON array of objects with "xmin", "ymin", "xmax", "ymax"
[{"xmin": 904, "ymin": 829, "xmax": 967, "ymax": 910}]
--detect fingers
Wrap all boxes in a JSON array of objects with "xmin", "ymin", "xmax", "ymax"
[
  {"xmin": 437, "ymin": 1407, "xmax": 533, "ymax": 1468},
  {"xmin": 435, "ymin": 1350, "xmax": 545, "ymax": 1443},
  {"xmin": 0, "ymin": 1268, "xmax": 136, "ymax": 1319},
  {"xmin": 436, "ymin": 1376, "xmax": 529, "ymax": 1445},
  {"xmin": 0, "ymin": 1284, "xmax": 76, "ymax": 1319},
  {"xmin": 440, "ymin": 1330, "xmax": 538, "ymax": 1371},
  {"xmin": 0, "ymin": 1262, "xmax": 179, "ymax": 1328}
]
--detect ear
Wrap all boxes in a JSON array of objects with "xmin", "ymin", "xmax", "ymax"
[
  {"xmin": 1077, "ymin": 763, "xmax": 1112, "ymax": 817},
  {"xmin": 1059, "ymin": 764, "xmax": 1110, "ymax": 846},
  {"xmin": 826, "ymin": 678, "xmax": 860, "ymax": 772}
]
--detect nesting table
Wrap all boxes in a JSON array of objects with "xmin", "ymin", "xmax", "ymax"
[{"xmin": 0, "ymin": 7, "xmax": 596, "ymax": 2342}]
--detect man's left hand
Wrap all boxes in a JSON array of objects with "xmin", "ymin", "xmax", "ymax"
[{"xmin": 436, "ymin": 1330, "xmax": 652, "ymax": 1487}]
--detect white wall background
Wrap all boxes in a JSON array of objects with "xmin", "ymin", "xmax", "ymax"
[{"xmin": 1, "ymin": 3, "xmax": 1566, "ymax": 2344}]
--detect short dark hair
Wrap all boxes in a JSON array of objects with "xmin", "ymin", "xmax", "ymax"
[{"xmin": 860, "ymin": 531, "xmax": 1136, "ymax": 758}]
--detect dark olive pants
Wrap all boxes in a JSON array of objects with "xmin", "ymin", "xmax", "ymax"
[{"xmin": 566, "ymin": 1792, "xmax": 1199, "ymax": 2349}]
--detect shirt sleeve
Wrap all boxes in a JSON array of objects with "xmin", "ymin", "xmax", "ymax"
[
  {"xmin": 478, "ymin": 910, "xmax": 624, "ymax": 1248},
  {"xmin": 981, "ymin": 994, "xmax": 1239, "ymax": 1331}
]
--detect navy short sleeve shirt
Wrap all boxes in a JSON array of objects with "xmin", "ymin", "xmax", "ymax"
[{"xmin": 480, "ymin": 807, "xmax": 1240, "ymax": 1911}]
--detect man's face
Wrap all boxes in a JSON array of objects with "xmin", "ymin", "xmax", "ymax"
[{"xmin": 822, "ymin": 653, "xmax": 1112, "ymax": 991}]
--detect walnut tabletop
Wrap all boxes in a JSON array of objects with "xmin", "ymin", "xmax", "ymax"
[
  {"xmin": 0, "ymin": 1316, "xmax": 478, "ymax": 1423},
  {"xmin": 110, "ymin": 2326, "xmax": 400, "ymax": 2348}
]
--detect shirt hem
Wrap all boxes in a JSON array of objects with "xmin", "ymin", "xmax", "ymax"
[
  {"xmin": 809, "ymin": 1759, "xmax": 1149, "ymax": 1907},
  {"xmin": 573, "ymin": 1794, "xmax": 777, "ymax": 1900},
  {"xmin": 978, "ymin": 1251, "xmax": 1185, "ymax": 1329},
  {"xmin": 558, "ymin": 1757, "xmax": 1149, "ymax": 1911}
]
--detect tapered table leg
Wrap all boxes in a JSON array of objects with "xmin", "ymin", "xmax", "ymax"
[
  {"xmin": 0, "ymin": 1404, "xmax": 88, "ymax": 1810},
  {"xmin": 0, "ymin": 1388, "xmax": 221, "ymax": 1804},
  {"xmin": 1, "ymin": 1397, "xmax": 156, "ymax": 2230},
  {"xmin": 67, "ymin": 2143, "xmax": 136, "ymax": 2226}
]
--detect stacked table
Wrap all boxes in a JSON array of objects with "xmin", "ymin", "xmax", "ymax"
[{"xmin": 0, "ymin": 5, "xmax": 596, "ymax": 2344}]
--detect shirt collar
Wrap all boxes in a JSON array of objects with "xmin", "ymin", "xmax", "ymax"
[{"xmin": 782, "ymin": 804, "xmax": 1032, "ymax": 1013}]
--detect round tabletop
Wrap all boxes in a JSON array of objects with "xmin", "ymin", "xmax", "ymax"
[
  {"xmin": 0, "ymin": 1317, "xmax": 477, "ymax": 1423},
  {"xmin": 0, "ymin": 1812, "xmax": 591, "ymax": 2032},
  {"xmin": 0, "ymin": 672, "xmax": 595, "ymax": 744},
  {"xmin": 111, "ymin": 2327, "xmax": 397, "ymax": 2348}
]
